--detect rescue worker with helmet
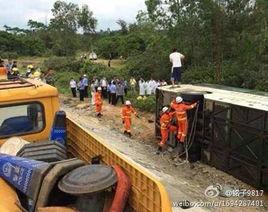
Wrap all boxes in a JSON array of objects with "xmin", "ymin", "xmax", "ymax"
[
  {"xmin": 121, "ymin": 100, "xmax": 139, "ymax": 137},
  {"xmin": 95, "ymin": 87, "xmax": 103, "ymax": 117},
  {"xmin": 11, "ymin": 67, "xmax": 20, "ymax": 78},
  {"xmin": 26, "ymin": 64, "xmax": 33, "ymax": 78},
  {"xmin": 171, "ymin": 96, "xmax": 197, "ymax": 144},
  {"xmin": 157, "ymin": 106, "xmax": 175, "ymax": 154},
  {"xmin": 33, "ymin": 68, "xmax": 41, "ymax": 78}
]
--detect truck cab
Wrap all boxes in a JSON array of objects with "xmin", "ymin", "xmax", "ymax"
[{"xmin": 0, "ymin": 78, "xmax": 59, "ymax": 145}]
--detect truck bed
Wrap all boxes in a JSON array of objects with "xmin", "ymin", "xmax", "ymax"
[{"xmin": 66, "ymin": 117, "xmax": 171, "ymax": 212}]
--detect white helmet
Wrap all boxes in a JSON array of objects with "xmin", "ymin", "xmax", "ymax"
[
  {"xmin": 83, "ymin": 74, "xmax": 87, "ymax": 77},
  {"xmin": 125, "ymin": 100, "xmax": 131, "ymax": 105},
  {"xmin": 176, "ymin": 96, "xmax": 183, "ymax": 103},
  {"xmin": 97, "ymin": 87, "xmax": 102, "ymax": 91},
  {"xmin": 162, "ymin": 106, "xmax": 169, "ymax": 113}
]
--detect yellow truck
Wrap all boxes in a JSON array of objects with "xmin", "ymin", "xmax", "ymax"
[{"xmin": 0, "ymin": 78, "xmax": 171, "ymax": 212}]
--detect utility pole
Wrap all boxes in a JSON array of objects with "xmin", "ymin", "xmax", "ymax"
[{"xmin": 213, "ymin": 0, "xmax": 224, "ymax": 82}]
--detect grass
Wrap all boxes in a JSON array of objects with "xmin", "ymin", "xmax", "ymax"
[
  {"xmin": 16, "ymin": 56, "xmax": 126, "ymax": 70},
  {"xmin": 16, "ymin": 56, "xmax": 47, "ymax": 69},
  {"xmin": 92, "ymin": 59, "xmax": 126, "ymax": 69}
]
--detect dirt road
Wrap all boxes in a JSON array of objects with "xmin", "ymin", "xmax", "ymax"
[{"xmin": 61, "ymin": 95, "xmax": 268, "ymax": 212}]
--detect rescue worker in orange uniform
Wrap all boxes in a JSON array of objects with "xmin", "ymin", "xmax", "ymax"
[
  {"xmin": 0, "ymin": 59, "xmax": 7, "ymax": 80},
  {"xmin": 121, "ymin": 100, "xmax": 138, "ymax": 137},
  {"xmin": 171, "ymin": 96, "xmax": 197, "ymax": 143},
  {"xmin": 157, "ymin": 106, "xmax": 175, "ymax": 154},
  {"xmin": 95, "ymin": 87, "xmax": 103, "ymax": 117}
]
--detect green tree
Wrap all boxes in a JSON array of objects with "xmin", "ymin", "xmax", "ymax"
[
  {"xmin": 50, "ymin": 1, "xmax": 80, "ymax": 32},
  {"xmin": 116, "ymin": 19, "xmax": 128, "ymax": 34},
  {"xmin": 78, "ymin": 5, "xmax": 97, "ymax": 34},
  {"xmin": 49, "ymin": 1, "xmax": 80, "ymax": 56},
  {"xmin": 28, "ymin": 20, "xmax": 47, "ymax": 31}
]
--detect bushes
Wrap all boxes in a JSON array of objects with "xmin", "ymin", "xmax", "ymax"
[
  {"xmin": 135, "ymin": 95, "xmax": 155, "ymax": 113},
  {"xmin": 126, "ymin": 91, "xmax": 155, "ymax": 113},
  {"xmin": 44, "ymin": 56, "xmax": 83, "ymax": 72},
  {"xmin": 54, "ymin": 71, "xmax": 81, "ymax": 94},
  {"xmin": 0, "ymin": 51, "xmax": 19, "ymax": 59},
  {"xmin": 44, "ymin": 57, "xmax": 83, "ymax": 94},
  {"xmin": 43, "ymin": 56, "xmax": 153, "ymax": 112},
  {"xmin": 182, "ymin": 65, "xmax": 216, "ymax": 84},
  {"xmin": 51, "ymin": 33, "xmax": 79, "ymax": 56},
  {"xmin": 126, "ymin": 35, "xmax": 171, "ymax": 81},
  {"xmin": 82, "ymin": 61, "xmax": 130, "ymax": 80},
  {"xmin": 0, "ymin": 31, "xmax": 46, "ymax": 57},
  {"xmin": 94, "ymin": 36, "xmax": 121, "ymax": 58},
  {"xmin": 44, "ymin": 57, "xmax": 130, "ymax": 95}
]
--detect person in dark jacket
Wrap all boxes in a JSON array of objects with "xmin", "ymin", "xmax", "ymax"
[
  {"xmin": 83, "ymin": 74, "xmax": 89, "ymax": 98},
  {"xmin": 110, "ymin": 82, "xmax": 117, "ymax": 105},
  {"xmin": 115, "ymin": 81, "xmax": 125, "ymax": 105},
  {"xmin": 123, "ymin": 79, "xmax": 128, "ymax": 96},
  {"xmin": 107, "ymin": 81, "xmax": 112, "ymax": 104},
  {"xmin": 78, "ymin": 77, "xmax": 85, "ymax": 101}
]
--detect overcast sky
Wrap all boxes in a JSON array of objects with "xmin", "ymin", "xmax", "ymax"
[{"xmin": 0, "ymin": 0, "xmax": 146, "ymax": 30}]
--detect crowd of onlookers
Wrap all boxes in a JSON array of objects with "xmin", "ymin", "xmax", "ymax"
[
  {"xmin": 0, "ymin": 59, "xmax": 54, "ymax": 84},
  {"xmin": 0, "ymin": 59, "xmax": 19, "ymax": 78},
  {"xmin": 69, "ymin": 75, "xmax": 168, "ymax": 104}
]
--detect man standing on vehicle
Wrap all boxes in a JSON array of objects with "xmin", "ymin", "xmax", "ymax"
[{"xmin": 169, "ymin": 48, "xmax": 185, "ymax": 87}]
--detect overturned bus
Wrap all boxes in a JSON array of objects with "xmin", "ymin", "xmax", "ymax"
[{"xmin": 156, "ymin": 84, "xmax": 268, "ymax": 191}]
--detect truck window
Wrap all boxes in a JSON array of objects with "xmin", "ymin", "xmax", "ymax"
[{"xmin": 0, "ymin": 102, "xmax": 45, "ymax": 138}]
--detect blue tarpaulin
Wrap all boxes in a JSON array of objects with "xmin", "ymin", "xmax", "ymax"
[{"xmin": 0, "ymin": 154, "xmax": 49, "ymax": 194}]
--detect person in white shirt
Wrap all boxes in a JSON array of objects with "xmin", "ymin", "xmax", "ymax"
[
  {"xmin": 70, "ymin": 78, "xmax": 77, "ymax": 97},
  {"xmin": 148, "ymin": 79, "xmax": 156, "ymax": 95},
  {"xmin": 100, "ymin": 77, "xmax": 108, "ymax": 98},
  {"xmin": 152, "ymin": 79, "xmax": 158, "ymax": 94},
  {"xmin": 139, "ymin": 79, "xmax": 146, "ymax": 96},
  {"xmin": 169, "ymin": 48, "xmax": 185, "ymax": 86},
  {"xmin": 101, "ymin": 77, "xmax": 107, "ymax": 87},
  {"xmin": 145, "ymin": 80, "xmax": 151, "ymax": 95}
]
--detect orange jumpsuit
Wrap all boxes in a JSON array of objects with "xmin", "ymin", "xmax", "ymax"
[
  {"xmin": 94, "ymin": 92, "xmax": 103, "ymax": 113},
  {"xmin": 0, "ymin": 67, "xmax": 7, "ymax": 74},
  {"xmin": 159, "ymin": 112, "xmax": 174, "ymax": 147},
  {"xmin": 171, "ymin": 101, "xmax": 196, "ymax": 143},
  {"xmin": 121, "ymin": 106, "xmax": 137, "ymax": 133}
]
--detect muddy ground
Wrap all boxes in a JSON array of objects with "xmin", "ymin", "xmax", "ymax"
[{"xmin": 61, "ymin": 95, "xmax": 268, "ymax": 212}]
